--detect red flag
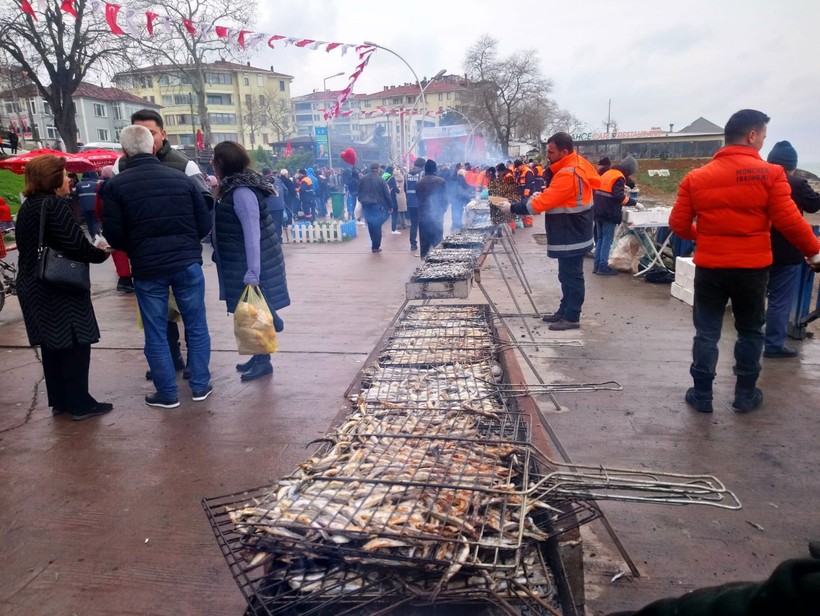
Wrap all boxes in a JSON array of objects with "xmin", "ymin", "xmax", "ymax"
[
  {"xmin": 237, "ymin": 30, "xmax": 251, "ymax": 47},
  {"xmin": 215, "ymin": 25, "xmax": 229, "ymax": 38},
  {"xmin": 146, "ymin": 11, "xmax": 158, "ymax": 35},
  {"xmin": 294, "ymin": 39, "xmax": 315, "ymax": 47},
  {"xmin": 182, "ymin": 19, "xmax": 196, "ymax": 35},
  {"xmin": 284, "ymin": 141, "xmax": 293, "ymax": 157},
  {"xmin": 325, "ymin": 42, "xmax": 341, "ymax": 52},
  {"xmin": 60, "ymin": 0, "xmax": 77, "ymax": 17},
  {"xmin": 195, "ymin": 129, "xmax": 204, "ymax": 151},
  {"xmin": 20, "ymin": 0, "xmax": 37, "ymax": 20},
  {"xmin": 105, "ymin": 3, "xmax": 125, "ymax": 35}
]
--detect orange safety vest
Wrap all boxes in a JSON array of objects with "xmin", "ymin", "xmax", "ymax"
[
  {"xmin": 535, "ymin": 164, "xmax": 544, "ymax": 178},
  {"xmin": 516, "ymin": 167, "xmax": 534, "ymax": 197}
]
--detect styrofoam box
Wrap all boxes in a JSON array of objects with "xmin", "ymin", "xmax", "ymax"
[
  {"xmin": 671, "ymin": 282, "xmax": 694, "ymax": 306},
  {"xmin": 675, "ymin": 257, "xmax": 695, "ymax": 285},
  {"xmin": 623, "ymin": 207, "xmax": 671, "ymax": 226}
]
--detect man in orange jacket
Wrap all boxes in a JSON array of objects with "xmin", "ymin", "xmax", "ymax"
[
  {"xmin": 669, "ymin": 109, "xmax": 820, "ymax": 414},
  {"xmin": 498, "ymin": 132, "xmax": 599, "ymax": 330}
]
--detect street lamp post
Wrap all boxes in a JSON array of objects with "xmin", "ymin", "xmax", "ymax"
[
  {"xmin": 402, "ymin": 68, "xmax": 446, "ymax": 164},
  {"xmin": 323, "ymin": 72, "xmax": 345, "ymax": 170}
]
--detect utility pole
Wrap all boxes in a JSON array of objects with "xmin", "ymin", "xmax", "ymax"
[{"xmin": 188, "ymin": 92, "xmax": 196, "ymax": 144}]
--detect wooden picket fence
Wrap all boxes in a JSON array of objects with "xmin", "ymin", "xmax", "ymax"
[{"xmin": 283, "ymin": 220, "xmax": 358, "ymax": 243}]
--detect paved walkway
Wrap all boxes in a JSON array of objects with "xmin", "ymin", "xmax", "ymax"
[{"xmin": 0, "ymin": 222, "xmax": 817, "ymax": 615}]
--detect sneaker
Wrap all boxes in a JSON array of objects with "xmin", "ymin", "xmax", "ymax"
[
  {"xmin": 391, "ymin": 230, "xmax": 402, "ymax": 235},
  {"xmin": 192, "ymin": 383, "xmax": 214, "ymax": 401},
  {"xmin": 541, "ymin": 313, "xmax": 564, "ymax": 323},
  {"xmin": 410, "ymin": 245, "xmax": 418, "ymax": 251},
  {"xmin": 732, "ymin": 388, "xmax": 763, "ymax": 413},
  {"xmin": 593, "ymin": 265, "xmax": 600, "ymax": 274},
  {"xmin": 371, "ymin": 248, "xmax": 382, "ymax": 253},
  {"xmin": 145, "ymin": 392, "xmax": 180, "ymax": 408},
  {"xmin": 685, "ymin": 387, "xmax": 713, "ymax": 413},
  {"xmin": 72, "ymin": 402, "xmax": 114, "ymax": 421},
  {"xmin": 763, "ymin": 347, "xmax": 798, "ymax": 358},
  {"xmin": 549, "ymin": 319, "xmax": 580, "ymax": 331},
  {"xmin": 597, "ymin": 267, "xmax": 618, "ymax": 276},
  {"xmin": 116, "ymin": 277, "xmax": 134, "ymax": 293}
]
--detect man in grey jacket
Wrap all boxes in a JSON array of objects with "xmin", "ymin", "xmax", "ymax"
[{"xmin": 356, "ymin": 162, "xmax": 393, "ymax": 253}]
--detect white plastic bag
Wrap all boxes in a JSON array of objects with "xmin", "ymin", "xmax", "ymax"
[{"xmin": 608, "ymin": 233, "xmax": 645, "ymax": 273}]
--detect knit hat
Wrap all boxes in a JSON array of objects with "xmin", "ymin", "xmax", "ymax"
[
  {"xmin": 598, "ymin": 156, "xmax": 611, "ymax": 167},
  {"xmin": 413, "ymin": 157, "xmax": 426, "ymax": 168},
  {"xmin": 619, "ymin": 155, "xmax": 638, "ymax": 176},
  {"xmin": 767, "ymin": 140, "xmax": 798, "ymax": 171},
  {"xmin": 370, "ymin": 162, "xmax": 380, "ymax": 171},
  {"xmin": 424, "ymin": 159, "xmax": 437, "ymax": 174}
]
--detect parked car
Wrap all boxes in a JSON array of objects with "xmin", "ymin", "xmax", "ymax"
[{"xmin": 78, "ymin": 142, "xmax": 123, "ymax": 152}]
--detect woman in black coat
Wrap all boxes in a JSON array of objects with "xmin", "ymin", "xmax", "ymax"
[
  {"xmin": 212, "ymin": 142, "xmax": 290, "ymax": 382},
  {"xmin": 15, "ymin": 155, "xmax": 112, "ymax": 420}
]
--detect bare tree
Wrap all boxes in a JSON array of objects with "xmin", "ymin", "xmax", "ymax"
[
  {"xmin": 128, "ymin": 0, "xmax": 255, "ymax": 145},
  {"xmin": 463, "ymin": 35, "xmax": 553, "ymax": 157},
  {"xmin": 242, "ymin": 92, "xmax": 291, "ymax": 147},
  {"xmin": 0, "ymin": 0, "xmax": 133, "ymax": 152},
  {"xmin": 547, "ymin": 109, "xmax": 587, "ymax": 136}
]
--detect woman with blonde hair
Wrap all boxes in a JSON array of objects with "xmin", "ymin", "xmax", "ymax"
[{"xmin": 15, "ymin": 155, "xmax": 112, "ymax": 420}]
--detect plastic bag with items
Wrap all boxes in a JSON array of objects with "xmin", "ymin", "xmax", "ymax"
[
  {"xmin": 234, "ymin": 285, "xmax": 278, "ymax": 355},
  {"xmin": 608, "ymin": 232, "xmax": 645, "ymax": 273}
]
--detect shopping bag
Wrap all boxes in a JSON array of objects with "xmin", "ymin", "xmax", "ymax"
[
  {"xmin": 353, "ymin": 200, "xmax": 362, "ymax": 221},
  {"xmin": 233, "ymin": 285, "xmax": 278, "ymax": 355},
  {"xmin": 608, "ymin": 233, "xmax": 645, "ymax": 273}
]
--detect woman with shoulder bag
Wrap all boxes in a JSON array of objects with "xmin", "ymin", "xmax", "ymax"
[
  {"xmin": 211, "ymin": 142, "xmax": 290, "ymax": 381},
  {"xmin": 15, "ymin": 155, "xmax": 113, "ymax": 420}
]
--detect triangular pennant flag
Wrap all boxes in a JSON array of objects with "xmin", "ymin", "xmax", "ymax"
[
  {"xmin": 325, "ymin": 42, "xmax": 341, "ymax": 52},
  {"xmin": 237, "ymin": 30, "xmax": 251, "ymax": 48},
  {"xmin": 340, "ymin": 44, "xmax": 352, "ymax": 56},
  {"xmin": 294, "ymin": 39, "xmax": 315, "ymax": 48},
  {"xmin": 89, "ymin": 0, "xmax": 104, "ymax": 14},
  {"xmin": 159, "ymin": 15, "xmax": 172, "ymax": 34},
  {"xmin": 182, "ymin": 19, "xmax": 196, "ymax": 35},
  {"xmin": 283, "ymin": 37, "xmax": 297, "ymax": 46},
  {"xmin": 247, "ymin": 33, "xmax": 265, "ymax": 49},
  {"xmin": 105, "ymin": 3, "xmax": 125, "ymax": 35},
  {"xmin": 309, "ymin": 41, "xmax": 322, "ymax": 50},
  {"xmin": 215, "ymin": 25, "xmax": 228, "ymax": 38},
  {"xmin": 20, "ymin": 0, "xmax": 38, "ymax": 20},
  {"xmin": 123, "ymin": 8, "xmax": 140, "ymax": 37},
  {"xmin": 60, "ymin": 0, "xmax": 77, "ymax": 18},
  {"xmin": 146, "ymin": 12, "xmax": 158, "ymax": 35}
]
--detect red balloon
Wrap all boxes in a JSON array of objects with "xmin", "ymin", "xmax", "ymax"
[{"xmin": 340, "ymin": 148, "xmax": 356, "ymax": 165}]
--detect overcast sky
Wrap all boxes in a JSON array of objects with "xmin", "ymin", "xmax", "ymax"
[{"xmin": 248, "ymin": 0, "xmax": 819, "ymax": 162}]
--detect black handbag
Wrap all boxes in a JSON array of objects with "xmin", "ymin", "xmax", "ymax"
[{"xmin": 35, "ymin": 198, "xmax": 90, "ymax": 292}]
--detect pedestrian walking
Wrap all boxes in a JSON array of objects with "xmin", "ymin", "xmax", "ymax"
[
  {"xmin": 357, "ymin": 162, "xmax": 393, "ymax": 253},
  {"xmin": 416, "ymin": 159, "xmax": 448, "ymax": 258}
]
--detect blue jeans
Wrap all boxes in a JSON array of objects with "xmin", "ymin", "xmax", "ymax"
[
  {"xmin": 594, "ymin": 221, "xmax": 617, "ymax": 270},
  {"xmin": 691, "ymin": 266, "xmax": 768, "ymax": 382},
  {"xmin": 556, "ymin": 255, "xmax": 585, "ymax": 322},
  {"xmin": 134, "ymin": 263, "xmax": 211, "ymax": 397},
  {"xmin": 764, "ymin": 264, "xmax": 801, "ymax": 352},
  {"xmin": 346, "ymin": 193, "xmax": 357, "ymax": 220},
  {"xmin": 82, "ymin": 210, "xmax": 100, "ymax": 238},
  {"xmin": 419, "ymin": 213, "xmax": 443, "ymax": 259},
  {"xmin": 362, "ymin": 204, "xmax": 388, "ymax": 249},
  {"xmin": 407, "ymin": 208, "xmax": 419, "ymax": 250}
]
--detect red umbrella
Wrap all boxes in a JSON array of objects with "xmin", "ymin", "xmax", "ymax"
[
  {"xmin": 0, "ymin": 148, "xmax": 68, "ymax": 174},
  {"xmin": 75, "ymin": 148, "xmax": 121, "ymax": 168}
]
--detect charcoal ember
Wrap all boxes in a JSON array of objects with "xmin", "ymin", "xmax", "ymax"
[
  {"xmin": 424, "ymin": 248, "xmax": 480, "ymax": 264},
  {"xmin": 442, "ymin": 232, "xmax": 489, "ymax": 249},
  {"xmin": 412, "ymin": 261, "xmax": 473, "ymax": 282}
]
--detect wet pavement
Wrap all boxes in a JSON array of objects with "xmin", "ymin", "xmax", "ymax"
[{"xmin": 1, "ymin": 222, "xmax": 818, "ymax": 615}]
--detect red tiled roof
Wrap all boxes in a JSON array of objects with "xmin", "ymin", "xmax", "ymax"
[
  {"xmin": 0, "ymin": 82, "xmax": 160, "ymax": 107},
  {"xmin": 116, "ymin": 60, "xmax": 293, "ymax": 80},
  {"xmin": 357, "ymin": 80, "xmax": 468, "ymax": 101}
]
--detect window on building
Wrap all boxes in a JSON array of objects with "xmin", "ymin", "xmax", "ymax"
[
  {"xmin": 113, "ymin": 103, "xmax": 122, "ymax": 120},
  {"xmin": 257, "ymin": 75, "xmax": 265, "ymax": 87},
  {"xmin": 279, "ymin": 80, "xmax": 285, "ymax": 92},
  {"xmin": 159, "ymin": 75, "xmax": 171, "ymax": 86},
  {"xmin": 43, "ymin": 101, "xmax": 52, "ymax": 115},
  {"xmin": 206, "ymin": 94, "xmax": 231, "ymax": 105},
  {"xmin": 178, "ymin": 134, "xmax": 195, "ymax": 146},
  {"xmin": 406, "ymin": 96, "xmax": 414, "ymax": 103},
  {"xmin": 139, "ymin": 76, "xmax": 147, "ymax": 88},
  {"xmin": 212, "ymin": 133, "xmax": 238, "ymax": 143},
  {"xmin": 295, "ymin": 114, "xmax": 313, "ymax": 123},
  {"xmin": 176, "ymin": 114, "xmax": 199, "ymax": 125},
  {"xmin": 392, "ymin": 97, "xmax": 401, "ymax": 105},
  {"xmin": 97, "ymin": 128, "xmax": 109, "ymax": 141},
  {"xmin": 162, "ymin": 95, "xmax": 174, "ymax": 106},
  {"xmin": 438, "ymin": 93, "xmax": 443, "ymax": 101},
  {"xmin": 114, "ymin": 128, "xmax": 122, "ymax": 140},
  {"xmin": 205, "ymin": 72, "xmax": 232, "ymax": 85},
  {"xmin": 93, "ymin": 103, "xmax": 107, "ymax": 117},
  {"xmin": 27, "ymin": 99, "xmax": 37, "ymax": 116},
  {"xmin": 173, "ymin": 94, "xmax": 193, "ymax": 105},
  {"xmin": 364, "ymin": 101, "xmax": 371, "ymax": 108},
  {"xmin": 179, "ymin": 74, "xmax": 191, "ymax": 85},
  {"xmin": 243, "ymin": 75, "xmax": 250, "ymax": 86},
  {"xmin": 259, "ymin": 94, "xmax": 265, "ymax": 106},
  {"xmin": 446, "ymin": 92, "xmax": 451, "ymax": 100},
  {"xmin": 209, "ymin": 113, "xmax": 237, "ymax": 125},
  {"xmin": 262, "ymin": 133, "xmax": 269, "ymax": 144},
  {"xmin": 46, "ymin": 126, "xmax": 58, "ymax": 139},
  {"xmin": 149, "ymin": 96, "xmax": 155, "ymax": 103},
  {"xmin": 245, "ymin": 94, "xmax": 252, "ymax": 106},
  {"xmin": 294, "ymin": 102, "xmax": 312, "ymax": 111},
  {"xmin": 165, "ymin": 115, "xmax": 176, "ymax": 126}
]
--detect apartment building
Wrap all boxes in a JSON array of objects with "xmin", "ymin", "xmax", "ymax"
[
  {"xmin": 0, "ymin": 82, "xmax": 160, "ymax": 149},
  {"xmin": 292, "ymin": 90, "xmax": 363, "ymax": 141},
  {"xmin": 114, "ymin": 60, "xmax": 294, "ymax": 148}
]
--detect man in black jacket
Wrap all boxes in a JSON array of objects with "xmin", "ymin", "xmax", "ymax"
[
  {"xmin": 357, "ymin": 162, "xmax": 393, "ymax": 252},
  {"xmin": 416, "ymin": 159, "xmax": 448, "ymax": 258},
  {"xmin": 763, "ymin": 141, "xmax": 820, "ymax": 358},
  {"xmin": 101, "ymin": 125, "xmax": 212, "ymax": 409}
]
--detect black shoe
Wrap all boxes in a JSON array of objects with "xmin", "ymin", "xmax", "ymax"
[
  {"xmin": 597, "ymin": 267, "xmax": 618, "ymax": 276},
  {"xmin": 732, "ymin": 388, "xmax": 763, "ymax": 413},
  {"xmin": 52, "ymin": 406, "xmax": 66, "ymax": 416},
  {"xmin": 240, "ymin": 361, "xmax": 273, "ymax": 381},
  {"xmin": 116, "ymin": 277, "xmax": 134, "ymax": 293},
  {"xmin": 145, "ymin": 392, "xmax": 180, "ymax": 408},
  {"xmin": 685, "ymin": 387, "xmax": 713, "ymax": 413},
  {"xmin": 372, "ymin": 248, "xmax": 382, "ymax": 253},
  {"xmin": 763, "ymin": 347, "xmax": 798, "ymax": 358},
  {"xmin": 541, "ymin": 312, "xmax": 564, "ymax": 323},
  {"xmin": 192, "ymin": 383, "xmax": 214, "ymax": 401},
  {"xmin": 809, "ymin": 541, "xmax": 820, "ymax": 559},
  {"xmin": 183, "ymin": 368, "xmax": 190, "ymax": 380},
  {"xmin": 410, "ymin": 245, "xmax": 418, "ymax": 251},
  {"xmin": 236, "ymin": 356, "xmax": 258, "ymax": 373},
  {"xmin": 72, "ymin": 402, "xmax": 114, "ymax": 421},
  {"xmin": 549, "ymin": 319, "xmax": 580, "ymax": 331}
]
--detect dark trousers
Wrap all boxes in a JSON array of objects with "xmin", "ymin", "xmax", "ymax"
[
  {"xmin": 691, "ymin": 266, "xmax": 768, "ymax": 383},
  {"xmin": 556, "ymin": 255, "xmax": 585, "ymax": 322},
  {"xmin": 82, "ymin": 210, "xmax": 100, "ymax": 238},
  {"xmin": 419, "ymin": 214, "xmax": 443, "ymax": 259},
  {"xmin": 41, "ymin": 343, "xmax": 96, "ymax": 413},
  {"xmin": 362, "ymin": 204, "xmax": 386, "ymax": 250},
  {"xmin": 451, "ymin": 200, "xmax": 466, "ymax": 230},
  {"xmin": 270, "ymin": 209, "xmax": 284, "ymax": 241},
  {"xmin": 407, "ymin": 207, "xmax": 419, "ymax": 250},
  {"xmin": 764, "ymin": 264, "xmax": 801, "ymax": 352}
]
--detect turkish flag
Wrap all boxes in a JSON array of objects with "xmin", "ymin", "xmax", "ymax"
[
  {"xmin": 284, "ymin": 141, "xmax": 293, "ymax": 157},
  {"xmin": 195, "ymin": 129, "xmax": 204, "ymax": 151},
  {"xmin": 105, "ymin": 3, "xmax": 125, "ymax": 35},
  {"xmin": 21, "ymin": 0, "xmax": 38, "ymax": 20}
]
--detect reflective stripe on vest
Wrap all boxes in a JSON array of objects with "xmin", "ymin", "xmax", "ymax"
[
  {"xmin": 543, "ymin": 168, "xmax": 592, "ymax": 214},
  {"xmin": 547, "ymin": 238, "xmax": 594, "ymax": 252}
]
